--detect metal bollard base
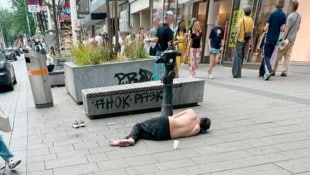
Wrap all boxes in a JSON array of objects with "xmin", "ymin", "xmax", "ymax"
[{"xmin": 35, "ymin": 102, "xmax": 54, "ymax": 108}]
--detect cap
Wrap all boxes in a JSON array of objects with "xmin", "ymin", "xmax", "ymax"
[{"xmin": 165, "ymin": 11, "xmax": 174, "ymax": 18}]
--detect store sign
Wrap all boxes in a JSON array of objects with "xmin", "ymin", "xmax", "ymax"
[
  {"xmin": 28, "ymin": 5, "xmax": 40, "ymax": 12},
  {"xmin": 27, "ymin": 0, "xmax": 39, "ymax": 5},
  {"xmin": 228, "ymin": 10, "xmax": 242, "ymax": 48},
  {"xmin": 40, "ymin": 6, "xmax": 47, "ymax": 11}
]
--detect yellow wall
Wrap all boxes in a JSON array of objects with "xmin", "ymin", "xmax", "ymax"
[{"xmin": 291, "ymin": 0, "xmax": 310, "ymax": 61}]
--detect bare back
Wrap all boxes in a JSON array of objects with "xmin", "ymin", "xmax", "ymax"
[{"xmin": 168, "ymin": 109, "xmax": 200, "ymax": 139}]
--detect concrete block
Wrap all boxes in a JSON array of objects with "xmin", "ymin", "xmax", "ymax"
[
  {"xmin": 82, "ymin": 77, "xmax": 205, "ymax": 118},
  {"xmin": 65, "ymin": 58, "xmax": 155, "ymax": 103},
  {"xmin": 49, "ymin": 70, "xmax": 65, "ymax": 87}
]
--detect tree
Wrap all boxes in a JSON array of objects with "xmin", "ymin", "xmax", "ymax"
[{"xmin": 0, "ymin": 8, "xmax": 14, "ymax": 45}]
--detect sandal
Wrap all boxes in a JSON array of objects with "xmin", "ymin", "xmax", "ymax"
[
  {"xmin": 72, "ymin": 120, "xmax": 79, "ymax": 129},
  {"xmin": 79, "ymin": 120, "xmax": 86, "ymax": 127}
]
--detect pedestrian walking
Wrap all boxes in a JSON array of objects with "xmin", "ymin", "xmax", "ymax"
[
  {"xmin": 188, "ymin": 21, "xmax": 203, "ymax": 77},
  {"xmin": 173, "ymin": 20, "xmax": 187, "ymax": 78},
  {"xmin": 259, "ymin": 0, "xmax": 286, "ymax": 80},
  {"xmin": 0, "ymin": 109, "xmax": 21, "ymax": 170},
  {"xmin": 207, "ymin": 17, "xmax": 224, "ymax": 79},
  {"xmin": 272, "ymin": 0, "xmax": 301, "ymax": 77},
  {"xmin": 232, "ymin": 5, "xmax": 254, "ymax": 78}
]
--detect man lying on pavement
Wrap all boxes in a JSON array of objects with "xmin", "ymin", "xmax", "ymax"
[{"xmin": 109, "ymin": 109, "xmax": 211, "ymax": 147}]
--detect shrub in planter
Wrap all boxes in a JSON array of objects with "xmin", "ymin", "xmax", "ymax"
[
  {"xmin": 123, "ymin": 41, "xmax": 147, "ymax": 60},
  {"xmin": 70, "ymin": 44, "xmax": 116, "ymax": 66}
]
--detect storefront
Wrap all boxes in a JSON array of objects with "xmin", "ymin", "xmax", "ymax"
[{"xmin": 223, "ymin": 0, "xmax": 292, "ymax": 64}]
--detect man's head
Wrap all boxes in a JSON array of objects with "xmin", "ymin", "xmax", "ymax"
[
  {"xmin": 290, "ymin": 0, "xmax": 299, "ymax": 12},
  {"xmin": 275, "ymin": 0, "xmax": 285, "ymax": 8},
  {"xmin": 164, "ymin": 10, "xmax": 174, "ymax": 24},
  {"xmin": 153, "ymin": 16, "xmax": 161, "ymax": 27},
  {"xmin": 199, "ymin": 118, "xmax": 211, "ymax": 132},
  {"xmin": 243, "ymin": 5, "xmax": 252, "ymax": 16}
]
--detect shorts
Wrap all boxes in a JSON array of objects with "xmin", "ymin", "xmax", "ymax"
[{"xmin": 210, "ymin": 48, "xmax": 221, "ymax": 54}]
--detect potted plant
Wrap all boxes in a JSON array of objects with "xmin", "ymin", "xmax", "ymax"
[{"xmin": 64, "ymin": 42, "xmax": 155, "ymax": 104}]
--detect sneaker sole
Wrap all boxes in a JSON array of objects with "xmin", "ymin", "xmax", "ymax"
[{"xmin": 9, "ymin": 160, "xmax": 21, "ymax": 169}]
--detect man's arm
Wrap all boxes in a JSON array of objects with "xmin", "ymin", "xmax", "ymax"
[{"xmin": 264, "ymin": 23, "xmax": 270, "ymax": 32}]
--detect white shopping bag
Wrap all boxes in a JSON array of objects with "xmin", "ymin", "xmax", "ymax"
[{"xmin": 0, "ymin": 108, "xmax": 12, "ymax": 133}]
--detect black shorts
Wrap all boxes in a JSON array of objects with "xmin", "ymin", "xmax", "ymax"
[
  {"xmin": 127, "ymin": 116, "xmax": 171, "ymax": 141},
  {"xmin": 140, "ymin": 116, "xmax": 171, "ymax": 140}
]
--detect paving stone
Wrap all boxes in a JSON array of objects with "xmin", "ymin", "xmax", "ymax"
[
  {"xmin": 97, "ymin": 159, "xmax": 130, "ymax": 171},
  {"xmin": 27, "ymin": 161, "xmax": 45, "ymax": 172},
  {"xmin": 27, "ymin": 154, "xmax": 57, "ymax": 163},
  {"xmin": 45, "ymin": 155, "xmax": 88, "ymax": 169},
  {"xmin": 3, "ymin": 61, "xmax": 310, "ymax": 175},
  {"xmin": 53, "ymin": 163, "xmax": 100, "ymax": 175},
  {"xmin": 156, "ymin": 159, "xmax": 196, "ymax": 171},
  {"xmin": 243, "ymin": 164, "xmax": 291, "ymax": 175},
  {"xmin": 125, "ymin": 164, "xmax": 159, "ymax": 175},
  {"xmin": 27, "ymin": 170, "xmax": 54, "ymax": 175},
  {"xmin": 152, "ymin": 149, "xmax": 200, "ymax": 162},
  {"xmin": 86, "ymin": 152, "xmax": 109, "ymax": 162},
  {"xmin": 126, "ymin": 155, "xmax": 158, "ymax": 166}
]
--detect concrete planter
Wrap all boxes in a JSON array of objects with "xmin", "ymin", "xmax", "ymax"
[{"xmin": 64, "ymin": 58, "xmax": 155, "ymax": 104}]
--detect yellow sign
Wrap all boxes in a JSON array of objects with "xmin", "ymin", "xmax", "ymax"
[{"xmin": 228, "ymin": 10, "xmax": 243, "ymax": 48}]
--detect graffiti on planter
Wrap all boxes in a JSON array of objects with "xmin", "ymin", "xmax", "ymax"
[
  {"xmin": 114, "ymin": 68, "xmax": 153, "ymax": 85},
  {"xmin": 92, "ymin": 89, "xmax": 163, "ymax": 110}
]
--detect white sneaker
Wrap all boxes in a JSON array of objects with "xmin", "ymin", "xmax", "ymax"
[
  {"xmin": 6, "ymin": 158, "xmax": 21, "ymax": 169},
  {"xmin": 207, "ymin": 74, "xmax": 214, "ymax": 79},
  {"xmin": 0, "ymin": 164, "xmax": 5, "ymax": 170}
]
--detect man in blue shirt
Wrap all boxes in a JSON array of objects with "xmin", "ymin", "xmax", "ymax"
[{"xmin": 259, "ymin": 0, "xmax": 286, "ymax": 80}]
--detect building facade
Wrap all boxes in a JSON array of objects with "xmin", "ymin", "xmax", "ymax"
[{"xmin": 76, "ymin": 0, "xmax": 309, "ymax": 62}]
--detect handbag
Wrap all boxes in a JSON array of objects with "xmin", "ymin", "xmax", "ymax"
[
  {"xmin": 0, "ymin": 108, "xmax": 12, "ymax": 133},
  {"xmin": 243, "ymin": 17, "xmax": 251, "ymax": 42}
]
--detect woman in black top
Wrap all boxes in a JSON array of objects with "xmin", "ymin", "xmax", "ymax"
[
  {"xmin": 188, "ymin": 21, "xmax": 202, "ymax": 77},
  {"xmin": 208, "ymin": 18, "xmax": 224, "ymax": 79}
]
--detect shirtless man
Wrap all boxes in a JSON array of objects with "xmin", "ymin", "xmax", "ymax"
[{"xmin": 109, "ymin": 109, "xmax": 211, "ymax": 147}]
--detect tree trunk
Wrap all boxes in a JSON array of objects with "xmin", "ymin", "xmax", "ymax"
[{"xmin": 51, "ymin": 0, "xmax": 60, "ymax": 54}]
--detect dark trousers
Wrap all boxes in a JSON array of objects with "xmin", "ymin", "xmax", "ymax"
[
  {"xmin": 232, "ymin": 41, "xmax": 247, "ymax": 77},
  {"xmin": 259, "ymin": 40, "xmax": 276, "ymax": 76},
  {"xmin": 125, "ymin": 116, "xmax": 171, "ymax": 143}
]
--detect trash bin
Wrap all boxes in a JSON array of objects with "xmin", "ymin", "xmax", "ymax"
[{"xmin": 23, "ymin": 48, "xmax": 53, "ymax": 108}]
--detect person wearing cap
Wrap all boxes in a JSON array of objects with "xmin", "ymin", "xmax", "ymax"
[
  {"xmin": 259, "ymin": 0, "xmax": 286, "ymax": 80},
  {"xmin": 232, "ymin": 5, "xmax": 254, "ymax": 78}
]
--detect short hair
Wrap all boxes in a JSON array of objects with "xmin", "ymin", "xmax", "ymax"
[
  {"xmin": 200, "ymin": 118, "xmax": 211, "ymax": 131},
  {"xmin": 291, "ymin": 0, "xmax": 299, "ymax": 11},
  {"xmin": 243, "ymin": 5, "xmax": 252, "ymax": 16},
  {"xmin": 275, "ymin": 0, "xmax": 285, "ymax": 8}
]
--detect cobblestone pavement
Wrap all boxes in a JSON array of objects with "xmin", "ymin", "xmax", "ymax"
[{"xmin": 1, "ymin": 56, "xmax": 310, "ymax": 175}]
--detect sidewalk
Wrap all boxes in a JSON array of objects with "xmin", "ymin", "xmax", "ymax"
[{"xmin": 1, "ymin": 58, "xmax": 310, "ymax": 175}]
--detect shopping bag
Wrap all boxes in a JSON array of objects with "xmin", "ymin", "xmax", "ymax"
[{"xmin": 0, "ymin": 109, "xmax": 12, "ymax": 133}]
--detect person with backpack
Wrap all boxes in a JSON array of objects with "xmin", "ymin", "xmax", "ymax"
[{"xmin": 232, "ymin": 5, "xmax": 254, "ymax": 78}]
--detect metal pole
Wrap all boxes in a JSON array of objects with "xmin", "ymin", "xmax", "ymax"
[
  {"xmin": 114, "ymin": 0, "xmax": 119, "ymax": 55},
  {"xmin": 70, "ymin": 0, "xmax": 78, "ymax": 46},
  {"xmin": 23, "ymin": 0, "xmax": 31, "ymax": 35}
]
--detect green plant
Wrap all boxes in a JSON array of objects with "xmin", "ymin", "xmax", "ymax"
[
  {"xmin": 70, "ymin": 44, "xmax": 115, "ymax": 65},
  {"xmin": 124, "ymin": 41, "xmax": 147, "ymax": 60}
]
